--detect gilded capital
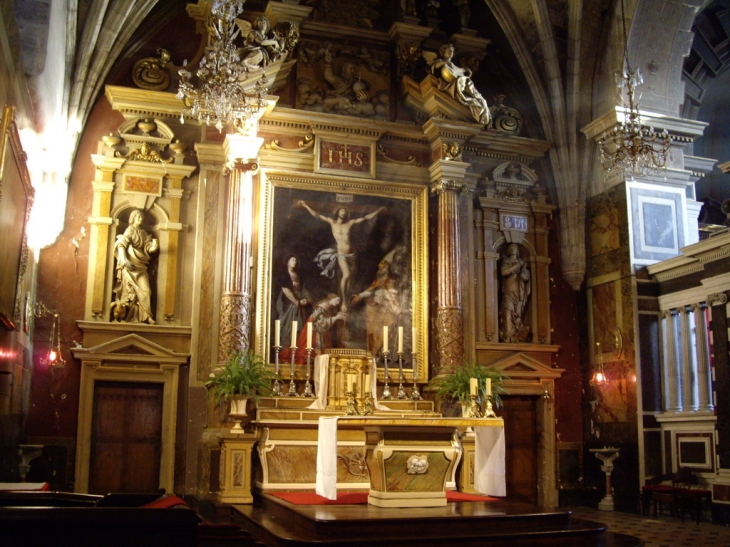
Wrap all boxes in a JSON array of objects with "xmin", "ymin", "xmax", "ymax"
[{"xmin": 430, "ymin": 178, "xmax": 469, "ymax": 195}]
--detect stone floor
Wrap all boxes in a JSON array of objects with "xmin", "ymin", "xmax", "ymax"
[{"xmin": 567, "ymin": 506, "xmax": 730, "ymax": 547}]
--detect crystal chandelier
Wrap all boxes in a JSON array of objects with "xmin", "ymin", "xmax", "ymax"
[
  {"xmin": 177, "ymin": 0, "xmax": 267, "ymax": 132},
  {"xmin": 598, "ymin": 0, "xmax": 671, "ymax": 178}
]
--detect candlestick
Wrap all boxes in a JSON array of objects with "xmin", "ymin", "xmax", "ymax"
[
  {"xmin": 396, "ymin": 351, "xmax": 407, "ymax": 399},
  {"xmin": 272, "ymin": 344, "xmax": 282, "ymax": 396},
  {"xmin": 287, "ymin": 343, "xmax": 298, "ymax": 396},
  {"xmin": 291, "ymin": 320, "xmax": 297, "ymax": 348},
  {"xmin": 381, "ymin": 350, "xmax": 393, "ymax": 400},
  {"xmin": 410, "ymin": 352, "xmax": 422, "ymax": 400},
  {"xmin": 383, "ymin": 325, "xmax": 388, "ymax": 353},
  {"xmin": 306, "ymin": 321, "xmax": 313, "ymax": 349},
  {"xmin": 274, "ymin": 320, "xmax": 280, "ymax": 347},
  {"xmin": 303, "ymin": 348, "xmax": 314, "ymax": 397},
  {"xmin": 398, "ymin": 326, "xmax": 403, "ymax": 353}
]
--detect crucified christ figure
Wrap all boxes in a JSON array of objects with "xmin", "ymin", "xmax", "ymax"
[{"xmin": 299, "ymin": 201, "xmax": 385, "ymax": 310}]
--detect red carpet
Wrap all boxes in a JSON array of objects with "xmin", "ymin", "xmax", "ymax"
[{"xmin": 270, "ymin": 491, "xmax": 496, "ymax": 505}]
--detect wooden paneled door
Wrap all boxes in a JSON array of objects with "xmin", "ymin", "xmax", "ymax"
[
  {"xmin": 89, "ymin": 380, "xmax": 163, "ymax": 494},
  {"xmin": 502, "ymin": 395, "xmax": 538, "ymax": 504}
]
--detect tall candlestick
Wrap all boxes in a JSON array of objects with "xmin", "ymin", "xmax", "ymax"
[
  {"xmin": 383, "ymin": 325, "xmax": 388, "ymax": 352},
  {"xmin": 306, "ymin": 321, "xmax": 313, "ymax": 349},
  {"xmin": 470, "ymin": 378, "xmax": 478, "ymax": 396},
  {"xmin": 485, "ymin": 378, "xmax": 492, "ymax": 397},
  {"xmin": 398, "ymin": 326, "xmax": 403, "ymax": 353},
  {"xmin": 291, "ymin": 320, "xmax": 298, "ymax": 348},
  {"xmin": 274, "ymin": 320, "xmax": 280, "ymax": 347}
]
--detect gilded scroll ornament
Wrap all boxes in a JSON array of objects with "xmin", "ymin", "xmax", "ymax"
[
  {"xmin": 376, "ymin": 143, "xmax": 420, "ymax": 166},
  {"xmin": 264, "ymin": 134, "xmax": 314, "ymax": 152},
  {"xmin": 132, "ymin": 49, "xmax": 171, "ymax": 91},
  {"xmin": 116, "ymin": 142, "xmax": 172, "ymax": 163},
  {"xmin": 427, "ymin": 43, "xmax": 491, "ymax": 126},
  {"xmin": 489, "ymin": 95, "xmax": 523, "ymax": 135}
]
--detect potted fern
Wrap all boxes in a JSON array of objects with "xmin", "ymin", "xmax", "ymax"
[
  {"xmin": 205, "ymin": 350, "xmax": 276, "ymax": 432},
  {"xmin": 428, "ymin": 362, "xmax": 506, "ymax": 417}
]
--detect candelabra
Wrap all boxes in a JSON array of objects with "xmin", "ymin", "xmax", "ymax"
[
  {"xmin": 303, "ymin": 348, "xmax": 314, "ymax": 397},
  {"xmin": 362, "ymin": 392, "xmax": 374, "ymax": 415},
  {"xmin": 345, "ymin": 389, "xmax": 360, "ymax": 416},
  {"xmin": 410, "ymin": 352, "xmax": 423, "ymax": 400},
  {"xmin": 286, "ymin": 344, "xmax": 298, "ymax": 396},
  {"xmin": 272, "ymin": 345, "xmax": 282, "ymax": 396},
  {"xmin": 468, "ymin": 393, "xmax": 483, "ymax": 418},
  {"xmin": 381, "ymin": 351, "xmax": 393, "ymax": 400},
  {"xmin": 396, "ymin": 351, "xmax": 407, "ymax": 399},
  {"xmin": 484, "ymin": 394, "xmax": 497, "ymax": 418}
]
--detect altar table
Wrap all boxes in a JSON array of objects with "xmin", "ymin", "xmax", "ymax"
[{"xmin": 317, "ymin": 416, "xmax": 505, "ymax": 508}]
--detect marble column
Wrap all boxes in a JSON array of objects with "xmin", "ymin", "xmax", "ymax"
[
  {"xmin": 693, "ymin": 302, "xmax": 713, "ymax": 412},
  {"xmin": 680, "ymin": 306, "xmax": 699, "ymax": 412},
  {"xmin": 218, "ymin": 134, "xmax": 264, "ymax": 361},
  {"xmin": 663, "ymin": 309, "xmax": 681, "ymax": 412},
  {"xmin": 431, "ymin": 178, "xmax": 469, "ymax": 375}
]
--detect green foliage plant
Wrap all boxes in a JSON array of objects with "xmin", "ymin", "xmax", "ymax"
[
  {"xmin": 428, "ymin": 362, "xmax": 507, "ymax": 408},
  {"xmin": 205, "ymin": 350, "xmax": 276, "ymax": 404}
]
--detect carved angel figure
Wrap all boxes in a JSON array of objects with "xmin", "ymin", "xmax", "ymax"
[
  {"xmin": 427, "ymin": 43, "xmax": 491, "ymax": 126},
  {"xmin": 235, "ymin": 16, "xmax": 299, "ymax": 70}
]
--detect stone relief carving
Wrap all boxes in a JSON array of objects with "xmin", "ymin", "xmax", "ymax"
[
  {"xmin": 307, "ymin": 0, "xmax": 382, "ymax": 29},
  {"xmin": 427, "ymin": 43, "xmax": 490, "ymax": 126},
  {"xmin": 296, "ymin": 41, "xmax": 390, "ymax": 119},
  {"xmin": 499, "ymin": 243, "xmax": 531, "ymax": 343},
  {"xmin": 235, "ymin": 16, "xmax": 299, "ymax": 70},
  {"xmin": 489, "ymin": 95, "xmax": 524, "ymax": 135}
]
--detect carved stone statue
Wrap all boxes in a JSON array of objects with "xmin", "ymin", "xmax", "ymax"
[
  {"xmin": 499, "ymin": 243, "xmax": 531, "ymax": 342},
  {"xmin": 112, "ymin": 209, "xmax": 159, "ymax": 324},
  {"xmin": 427, "ymin": 43, "xmax": 491, "ymax": 126}
]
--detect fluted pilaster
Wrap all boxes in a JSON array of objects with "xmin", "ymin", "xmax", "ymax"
[
  {"xmin": 680, "ymin": 306, "xmax": 699, "ymax": 412},
  {"xmin": 692, "ymin": 302, "xmax": 713, "ymax": 412},
  {"xmin": 663, "ymin": 309, "xmax": 681, "ymax": 412}
]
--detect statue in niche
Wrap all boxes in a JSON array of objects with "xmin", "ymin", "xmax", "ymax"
[
  {"xmin": 236, "ymin": 16, "xmax": 299, "ymax": 70},
  {"xmin": 427, "ymin": 43, "xmax": 491, "ymax": 126},
  {"xmin": 499, "ymin": 243, "xmax": 531, "ymax": 343},
  {"xmin": 111, "ymin": 209, "xmax": 159, "ymax": 324}
]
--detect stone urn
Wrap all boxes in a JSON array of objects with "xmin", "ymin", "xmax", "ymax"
[{"xmin": 229, "ymin": 396, "xmax": 251, "ymax": 434}]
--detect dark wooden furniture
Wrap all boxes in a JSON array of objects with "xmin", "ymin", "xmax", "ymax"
[
  {"xmin": 232, "ymin": 492, "xmax": 644, "ymax": 546},
  {"xmin": 0, "ymin": 491, "xmax": 200, "ymax": 547},
  {"xmin": 673, "ymin": 467, "xmax": 711, "ymax": 524}
]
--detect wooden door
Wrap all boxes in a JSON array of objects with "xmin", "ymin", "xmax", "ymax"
[
  {"xmin": 502, "ymin": 395, "xmax": 538, "ymax": 504},
  {"xmin": 88, "ymin": 380, "xmax": 163, "ymax": 494}
]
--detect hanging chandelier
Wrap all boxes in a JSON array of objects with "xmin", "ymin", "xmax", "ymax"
[
  {"xmin": 177, "ymin": 0, "xmax": 267, "ymax": 132},
  {"xmin": 35, "ymin": 301, "xmax": 65, "ymax": 370},
  {"xmin": 598, "ymin": 0, "xmax": 671, "ymax": 178},
  {"xmin": 590, "ymin": 342, "xmax": 608, "ymax": 387}
]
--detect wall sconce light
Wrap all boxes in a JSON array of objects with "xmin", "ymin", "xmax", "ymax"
[
  {"xmin": 34, "ymin": 301, "xmax": 65, "ymax": 370},
  {"xmin": 590, "ymin": 342, "xmax": 608, "ymax": 387}
]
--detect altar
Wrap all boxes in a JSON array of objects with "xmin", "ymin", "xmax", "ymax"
[{"xmin": 317, "ymin": 417, "xmax": 505, "ymax": 508}]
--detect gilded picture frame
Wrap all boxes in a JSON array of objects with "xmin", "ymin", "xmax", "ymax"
[
  {"xmin": 0, "ymin": 105, "xmax": 34, "ymax": 330},
  {"xmin": 254, "ymin": 171, "xmax": 429, "ymax": 381}
]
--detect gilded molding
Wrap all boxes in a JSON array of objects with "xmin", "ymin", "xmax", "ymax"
[
  {"xmin": 430, "ymin": 179, "xmax": 469, "ymax": 195},
  {"xmin": 263, "ymin": 134, "xmax": 314, "ymax": 152}
]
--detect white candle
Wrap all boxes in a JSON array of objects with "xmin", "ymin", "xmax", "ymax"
[
  {"xmin": 485, "ymin": 378, "xmax": 491, "ymax": 397},
  {"xmin": 383, "ymin": 325, "xmax": 388, "ymax": 352},
  {"xmin": 412, "ymin": 327, "xmax": 417, "ymax": 351},
  {"xmin": 291, "ymin": 320, "xmax": 297, "ymax": 347},
  {"xmin": 470, "ymin": 378, "xmax": 478, "ymax": 396},
  {"xmin": 364, "ymin": 373, "xmax": 371, "ymax": 393},
  {"xmin": 306, "ymin": 321, "xmax": 313, "ymax": 349},
  {"xmin": 398, "ymin": 326, "xmax": 403, "ymax": 353},
  {"xmin": 274, "ymin": 320, "xmax": 280, "ymax": 347},
  {"xmin": 347, "ymin": 375, "xmax": 354, "ymax": 393}
]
